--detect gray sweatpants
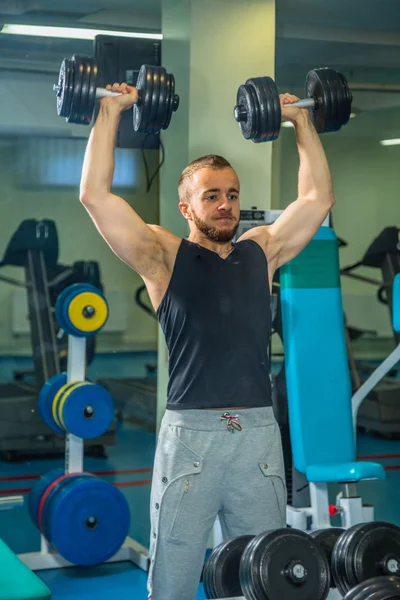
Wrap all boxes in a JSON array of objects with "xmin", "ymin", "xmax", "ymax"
[{"xmin": 147, "ymin": 406, "xmax": 287, "ymax": 600}]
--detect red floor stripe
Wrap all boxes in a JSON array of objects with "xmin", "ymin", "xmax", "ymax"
[
  {"xmin": 0, "ymin": 478, "xmax": 153, "ymax": 496},
  {"xmin": 114, "ymin": 479, "xmax": 153, "ymax": 488},
  {"xmin": 0, "ymin": 467, "xmax": 153, "ymax": 483},
  {"xmin": 358, "ymin": 454, "xmax": 400, "ymax": 461},
  {"xmin": 3, "ymin": 464, "xmax": 400, "ymax": 497},
  {"xmin": 0, "ymin": 487, "xmax": 31, "ymax": 495},
  {"xmin": 92, "ymin": 468, "xmax": 152, "ymax": 477}
]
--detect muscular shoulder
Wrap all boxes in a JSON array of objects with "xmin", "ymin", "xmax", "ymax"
[
  {"xmin": 237, "ymin": 225, "xmax": 271, "ymax": 254},
  {"xmin": 148, "ymin": 224, "xmax": 180, "ymax": 243},
  {"xmin": 237, "ymin": 225, "xmax": 280, "ymax": 273},
  {"xmin": 148, "ymin": 224, "xmax": 182, "ymax": 269}
]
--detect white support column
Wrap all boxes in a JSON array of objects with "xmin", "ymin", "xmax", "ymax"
[
  {"xmin": 338, "ymin": 497, "xmax": 364, "ymax": 528},
  {"xmin": 65, "ymin": 335, "xmax": 86, "ymax": 474},
  {"xmin": 309, "ymin": 482, "xmax": 331, "ymax": 530},
  {"xmin": 0, "ymin": 496, "xmax": 23, "ymax": 509}
]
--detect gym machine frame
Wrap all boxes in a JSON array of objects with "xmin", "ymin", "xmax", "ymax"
[
  {"xmin": 17, "ymin": 331, "xmax": 149, "ymax": 573},
  {"xmin": 352, "ymin": 272, "xmax": 400, "ymax": 435}
]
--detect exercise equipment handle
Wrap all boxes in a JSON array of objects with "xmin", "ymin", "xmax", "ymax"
[
  {"xmin": 284, "ymin": 98, "xmax": 315, "ymax": 109},
  {"xmin": 53, "ymin": 84, "xmax": 121, "ymax": 98}
]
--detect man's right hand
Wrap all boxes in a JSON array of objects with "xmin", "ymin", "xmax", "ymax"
[{"xmin": 102, "ymin": 82, "xmax": 139, "ymax": 112}]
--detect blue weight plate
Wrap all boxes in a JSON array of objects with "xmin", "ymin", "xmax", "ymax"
[
  {"xmin": 55, "ymin": 287, "xmax": 75, "ymax": 331},
  {"xmin": 28, "ymin": 468, "xmax": 64, "ymax": 529},
  {"xmin": 56, "ymin": 283, "xmax": 107, "ymax": 337},
  {"xmin": 56, "ymin": 284, "xmax": 93, "ymax": 332},
  {"xmin": 37, "ymin": 373, "xmax": 67, "ymax": 434},
  {"xmin": 62, "ymin": 383, "xmax": 114, "ymax": 439},
  {"xmin": 40, "ymin": 473, "xmax": 95, "ymax": 541},
  {"xmin": 46, "ymin": 477, "xmax": 130, "ymax": 566}
]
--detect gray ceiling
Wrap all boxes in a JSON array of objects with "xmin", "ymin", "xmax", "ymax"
[{"xmin": 0, "ymin": 0, "xmax": 400, "ymax": 134}]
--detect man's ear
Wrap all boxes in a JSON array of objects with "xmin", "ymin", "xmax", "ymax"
[{"xmin": 179, "ymin": 201, "xmax": 192, "ymax": 221}]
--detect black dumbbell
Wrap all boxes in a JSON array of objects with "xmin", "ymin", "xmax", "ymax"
[
  {"xmin": 53, "ymin": 54, "xmax": 179, "ymax": 132},
  {"xmin": 234, "ymin": 67, "xmax": 352, "ymax": 142}
]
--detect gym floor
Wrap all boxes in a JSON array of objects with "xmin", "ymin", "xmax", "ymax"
[{"xmin": 1, "ymin": 355, "xmax": 400, "ymax": 599}]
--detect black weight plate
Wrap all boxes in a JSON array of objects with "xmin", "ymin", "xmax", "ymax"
[
  {"xmin": 63, "ymin": 58, "xmax": 75, "ymax": 119},
  {"xmin": 204, "ymin": 542, "xmax": 227, "ymax": 599},
  {"xmin": 75, "ymin": 56, "xmax": 92, "ymax": 125},
  {"xmin": 163, "ymin": 73, "xmax": 176, "ymax": 130},
  {"xmin": 326, "ymin": 68, "xmax": 345, "ymax": 131},
  {"xmin": 344, "ymin": 576, "xmax": 400, "ymax": 600},
  {"xmin": 310, "ymin": 528, "xmax": 345, "ymax": 587},
  {"xmin": 325, "ymin": 68, "xmax": 347, "ymax": 131},
  {"xmin": 158, "ymin": 71, "xmax": 172, "ymax": 132},
  {"xmin": 331, "ymin": 69, "xmax": 347, "ymax": 131},
  {"xmin": 171, "ymin": 88, "xmax": 180, "ymax": 115},
  {"xmin": 332, "ymin": 523, "xmax": 366, "ymax": 596},
  {"xmin": 345, "ymin": 523, "xmax": 392, "ymax": 592},
  {"xmin": 353, "ymin": 522, "xmax": 400, "ymax": 584},
  {"xmin": 132, "ymin": 65, "xmax": 145, "ymax": 131},
  {"xmin": 305, "ymin": 69, "xmax": 330, "ymax": 133},
  {"xmin": 249, "ymin": 77, "xmax": 270, "ymax": 144},
  {"xmin": 203, "ymin": 561, "xmax": 215, "ymax": 598},
  {"xmin": 213, "ymin": 535, "xmax": 254, "ymax": 598},
  {"xmin": 253, "ymin": 76, "xmax": 272, "ymax": 143},
  {"xmin": 85, "ymin": 57, "xmax": 98, "ymax": 125},
  {"xmin": 171, "ymin": 88, "xmax": 180, "ymax": 118},
  {"xmin": 204, "ymin": 539, "xmax": 233, "ymax": 599},
  {"xmin": 315, "ymin": 68, "xmax": 334, "ymax": 133},
  {"xmin": 203, "ymin": 547, "xmax": 218, "ymax": 598},
  {"xmin": 337, "ymin": 71, "xmax": 353, "ymax": 129},
  {"xmin": 67, "ymin": 55, "xmax": 85, "ymax": 124},
  {"xmin": 153, "ymin": 67, "xmax": 167, "ymax": 132},
  {"xmin": 141, "ymin": 65, "xmax": 156, "ymax": 131},
  {"xmin": 243, "ymin": 80, "xmax": 262, "ymax": 142},
  {"xmin": 263, "ymin": 76, "xmax": 281, "ymax": 142},
  {"xmin": 146, "ymin": 66, "xmax": 161, "ymax": 133},
  {"xmin": 235, "ymin": 82, "xmax": 259, "ymax": 141},
  {"xmin": 240, "ymin": 533, "xmax": 262, "ymax": 600},
  {"xmin": 323, "ymin": 68, "xmax": 345, "ymax": 132},
  {"xmin": 241, "ymin": 528, "xmax": 330, "ymax": 600},
  {"xmin": 133, "ymin": 65, "xmax": 154, "ymax": 132},
  {"xmin": 321, "ymin": 68, "xmax": 339, "ymax": 132},
  {"xmin": 56, "ymin": 58, "xmax": 73, "ymax": 118}
]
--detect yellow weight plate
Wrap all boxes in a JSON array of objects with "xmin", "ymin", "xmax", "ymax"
[
  {"xmin": 58, "ymin": 381, "xmax": 93, "ymax": 430},
  {"xmin": 67, "ymin": 292, "xmax": 108, "ymax": 333},
  {"xmin": 52, "ymin": 381, "xmax": 80, "ymax": 429}
]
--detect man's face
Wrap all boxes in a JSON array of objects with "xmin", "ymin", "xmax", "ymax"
[{"xmin": 180, "ymin": 167, "xmax": 241, "ymax": 242}]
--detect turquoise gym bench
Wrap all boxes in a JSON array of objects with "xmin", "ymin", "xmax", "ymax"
[
  {"xmin": 280, "ymin": 226, "xmax": 386, "ymax": 530},
  {"xmin": 0, "ymin": 538, "xmax": 51, "ymax": 600}
]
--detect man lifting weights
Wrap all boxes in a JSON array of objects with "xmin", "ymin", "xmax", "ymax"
[{"xmin": 79, "ymin": 81, "xmax": 335, "ymax": 600}]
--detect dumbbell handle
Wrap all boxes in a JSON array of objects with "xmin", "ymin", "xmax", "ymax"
[
  {"xmin": 284, "ymin": 98, "xmax": 314, "ymax": 109},
  {"xmin": 234, "ymin": 97, "xmax": 315, "ymax": 123},
  {"xmin": 95, "ymin": 88, "xmax": 121, "ymax": 98},
  {"xmin": 53, "ymin": 84, "xmax": 121, "ymax": 98}
]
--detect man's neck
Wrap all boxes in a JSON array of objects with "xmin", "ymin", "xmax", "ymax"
[{"xmin": 188, "ymin": 234, "xmax": 234, "ymax": 255}]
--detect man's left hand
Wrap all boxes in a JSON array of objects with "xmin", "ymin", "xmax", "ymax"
[{"xmin": 280, "ymin": 93, "xmax": 309, "ymax": 124}]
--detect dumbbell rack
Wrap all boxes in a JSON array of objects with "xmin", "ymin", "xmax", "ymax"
[{"xmin": 18, "ymin": 333, "xmax": 150, "ymax": 573}]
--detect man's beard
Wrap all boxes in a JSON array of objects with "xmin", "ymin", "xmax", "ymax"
[{"xmin": 191, "ymin": 210, "xmax": 239, "ymax": 242}]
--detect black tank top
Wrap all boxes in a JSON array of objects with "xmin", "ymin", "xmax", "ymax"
[{"xmin": 157, "ymin": 238, "xmax": 272, "ymax": 410}]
